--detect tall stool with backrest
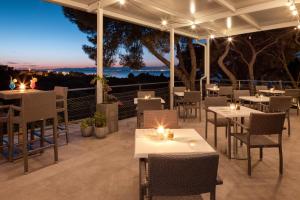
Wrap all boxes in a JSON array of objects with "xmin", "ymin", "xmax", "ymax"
[
  {"xmin": 229, "ymin": 113, "xmax": 286, "ymax": 176},
  {"xmin": 137, "ymin": 99, "xmax": 161, "ymax": 128},
  {"xmin": 140, "ymin": 153, "xmax": 222, "ymax": 200},
  {"xmin": 204, "ymin": 96, "xmax": 229, "ymax": 147},
  {"xmin": 54, "ymin": 86, "xmax": 69, "ymax": 143},
  {"xmin": 10, "ymin": 92, "xmax": 58, "ymax": 173},
  {"xmin": 0, "ymin": 105, "xmax": 10, "ymax": 160}
]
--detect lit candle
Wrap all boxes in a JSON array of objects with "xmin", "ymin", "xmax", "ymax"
[
  {"xmin": 19, "ymin": 83, "xmax": 26, "ymax": 91},
  {"xmin": 229, "ymin": 103, "xmax": 236, "ymax": 110},
  {"xmin": 157, "ymin": 125, "xmax": 165, "ymax": 134}
]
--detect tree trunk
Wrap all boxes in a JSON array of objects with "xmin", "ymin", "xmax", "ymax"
[
  {"xmin": 218, "ymin": 44, "xmax": 237, "ymax": 86},
  {"xmin": 188, "ymin": 39, "xmax": 197, "ymax": 90}
]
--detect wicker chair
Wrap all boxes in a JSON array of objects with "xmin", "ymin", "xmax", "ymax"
[
  {"xmin": 143, "ymin": 110, "xmax": 178, "ymax": 129},
  {"xmin": 229, "ymin": 113, "xmax": 286, "ymax": 176},
  {"xmin": 255, "ymin": 85, "xmax": 268, "ymax": 94},
  {"xmin": 0, "ymin": 105, "xmax": 10, "ymax": 160},
  {"xmin": 173, "ymin": 87, "xmax": 186, "ymax": 107},
  {"xmin": 179, "ymin": 91, "xmax": 202, "ymax": 121},
  {"xmin": 267, "ymin": 96, "xmax": 292, "ymax": 136},
  {"xmin": 285, "ymin": 89, "xmax": 300, "ymax": 115},
  {"xmin": 233, "ymin": 90, "xmax": 250, "ymax": 103},
  {"xmin": 137, "ymin": 99, "xmax": 161, "ymax": 128},
  {"xmin": 140, "ymin": 153, "xmax": 222, "ymax": 200},
  {"xmin": 54, "ymin": 86, "xmax": 69, "ymax": 143},
  {"xmin": 137, "ymin": 91, "xmax": 155, "ymax": 98},
  {"xmin": 218, "ymin": 86, "xmax": 233, "ymax": 101},
  {"xmin": 204, "ymin": 96, "xmax": 229, "ymax": 147},
  {"xmin": 10, "ymin": 92, "xmax": 58, "ymax": 173}
]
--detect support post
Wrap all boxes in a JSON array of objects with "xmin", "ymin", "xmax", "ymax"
[
  {"xmin": 170, "ymin": 28, "xmax": 175, "ymax": 109},
  {"xmin": 96, "ymin": 4, "xmax": 104, "ymax": 104},
  {"xmin": 205, "ymin": 38, "xmax": 210, "ymax": 84}
]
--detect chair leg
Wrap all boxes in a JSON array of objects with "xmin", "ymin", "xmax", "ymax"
[
  {"xmin": 225, "ymin": 126, "xmax": 227, "ymax": 138},
  {"xmin": 287, "ymin": 113, "xmax": 291, "ymax": 136},
  {"xmin": 210, "ymin": 188, "xmax": 216, "ymax": 200},
  {"xmin": 40, "ymin": 120, "xmax": 45, "ymax": 153},
  {"xmin": 205, "ymin": 119, "xmax": 208, "ymax": 139},
  {"xmin": 22, "ymin": 123, "xmax": 29, "ymax": 173},
  {"xmin": 214, "ymin": 125, "xmax": 217, "ymax": 148},
  {"xmin": 259, "ymin": 147, "xmax": 263, "ymax": 161},
  {"xmin": 279, "ymin": 145, "xmax": 283, "ymax": 174},
  {"xmin": 53, "ymin": 119, "xmax": 58, "ymax": 163},
  {"xmin": 64, "ymin": 109, "xmax": 69, "ymax": 143},
  {"xmin": 228, "ymin": 125, "xmax": 231, "ymax": 159},
  {"xmin": 247, "ymin": 146, "xmax": 251, "ymax": 176}
]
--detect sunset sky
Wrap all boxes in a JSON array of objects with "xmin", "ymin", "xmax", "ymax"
[{"xmin": 0, "ymin": 0, "xmax": 163, "ymax": 69}]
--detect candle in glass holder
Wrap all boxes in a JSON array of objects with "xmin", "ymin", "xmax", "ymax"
[
  {"xmin": 229, "ymin": 103, "xmax": 236, "ymax": 110},
  {"xmin": 167, "ymin": 130, "xmax": 174, "ymax": 140},
  {"xmin": 156, "ymin": 125, "xmax": 165, "ymax": 139}
]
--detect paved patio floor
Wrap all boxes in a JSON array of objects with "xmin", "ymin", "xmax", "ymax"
[{"xmin": 0, "ymin": 109, "xmax": 300, "ymax": 200}]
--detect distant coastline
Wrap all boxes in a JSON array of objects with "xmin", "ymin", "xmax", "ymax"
[{"xmin": 41, "ymin": 66, "xmax": 171, "ymax": 78}]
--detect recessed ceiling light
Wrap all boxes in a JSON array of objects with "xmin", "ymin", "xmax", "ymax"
[
  {"xmin": 210, "ymin": 34, "xmax": 215, "ymax": 39},
  {"xmin": 119, "ymin": 0, "xmax": 125, "ymax": 5},
  {"xmin": 190, "ymin": 1, "xmax": 196, "ymax": 14},
  {"xmin": 297, "ymin": 24, "xmax": 300, "ymax": 29},
  {"xmin": 161, "ymin": 20, "xmax": 168, "ymax": 26},
  {"xmin": 228, "ymin": 36, "xmax": 233, "ymax": 42},
  {"xmin": 226, "ymin": 17, "xmax": 232, "ymax": 29},
  {"xmin": 191, "ymin": 24, "xmax": 196, "ymax": 29}
]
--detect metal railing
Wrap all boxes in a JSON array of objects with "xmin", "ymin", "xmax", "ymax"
[{"xmin": 67, "ymin": 79, "xmax": 298, "ymax": 121}]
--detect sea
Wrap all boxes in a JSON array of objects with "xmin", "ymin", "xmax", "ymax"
[{"xmin": 50, "ymin": 66, "xmax": 170, "ymax": 78}]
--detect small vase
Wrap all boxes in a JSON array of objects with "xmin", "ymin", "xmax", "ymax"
[
  {"xmin": 9, "ymin": 78, "xmax": 15, "ymax": 90},
  {"xmin": 30, "ymin": 80, "xmax": 36, "ymax": 89}
]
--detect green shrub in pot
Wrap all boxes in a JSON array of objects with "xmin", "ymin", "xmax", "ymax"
[
  {"xmin": 80, "ymin": 118, "xmax": 94, "ymax": 137},
  {"xmin": 94, "ymin": 112, "xmax": 108, "ymax": 138}
]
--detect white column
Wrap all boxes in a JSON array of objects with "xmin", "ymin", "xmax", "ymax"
[
  {"xmin": 205, "ymin": 38, "xmax": 210, "ymax": 84},
  {"xmin": 96, "ymin": 4, "xmax": 104, "ymax": 104},
  {"xmin": 170, "ymin": 28, "xmax": 175, "ymax": 109}
]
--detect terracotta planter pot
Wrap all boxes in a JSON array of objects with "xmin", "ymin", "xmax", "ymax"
[
  {"xmin": 94, "ymin": 126, "xmax": 108, "ymax": 138},
  {"xmin": 81, "ymin": 126, "xmax": 94, "ymax": 137},
  {"xmin": 97, "ymin": 102, "xmax": 119, "ymax": 133}
]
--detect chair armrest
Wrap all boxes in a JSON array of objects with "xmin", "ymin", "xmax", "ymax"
[
  {"xmin": 0, "ymin": 105, "xmax": 10, "ymax": 109},
  {"xmin": 216, "ymin": 175, "xmax": 223, "ymax": 185},
  {"xmin": 10, "ymin": 105, "xmax": 21, "ymax": 111},
  {"xmin": 231, "ymin": 119, "xmax": 249, "ymax": 131}
]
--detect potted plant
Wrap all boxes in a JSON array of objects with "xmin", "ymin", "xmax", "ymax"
[
  {"xmin": 91, "ymin": 76, "xmax": 120, "ymax": 133},
  {"xmin": 80, "ymin": 117, "xmax": 94, "ymax": 137},
  {"xmin": 93, "ymin": 111, "xmax": 108, "ymax": 138}
]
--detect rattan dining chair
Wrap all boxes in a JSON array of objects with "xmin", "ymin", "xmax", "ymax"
[
  {"xmin": 143, "ymin": 110, "xmax": 179, "ymax": 129},
  {"xmin": 10, "ymin": 92, "xmax": 58, "ymax": 173},
  {"xmin": 267, "ymin": 96, "xmax": 292, "ymax": 136},
  {"xmin": 255, "ymin": 85, "xmax": 268, "ymax": 94},
  {"xmin": 0, "ymin": 105, "xmax": 10, "ymax": 160},
  {"xmin": 137, "ymin": 99, "xmax": 162, "ymax": 128},
  {"xmin": 179, "ymin": 91, "xmax": 202, "ymax": 121},
  {"xmin": 54, "ymin": 86, "xmax": 69, "ymax": 143},
  {"xmin": 204, "ymin": 96, "xmax": 229, "ymax": 147},
  {"xmin": 218, "ymin": 86, "xmax": 233, "ymax": 101},
  {"xmin": 173, "ymin": 87, "xmax": 186, "ymax": 107},
  {"xmin": 229, "ymin": 113, "xmax": 286, "ymax": 176},
  {"xmin": 285, "ymin": 89, "xmax": 300, "ymax": 115},
  {"xmin": 140, "ymin": 153, "xmax": 222, "ymax": 200},
  {"xmin": 233, "ymin": 90, "xmax": 250, "ymax": 103},
  {"xmin": 137, "ymin": 91, "xmax": 155, "ymax": 98}
]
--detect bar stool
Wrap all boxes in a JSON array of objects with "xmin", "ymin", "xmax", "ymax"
[
  {"xmin": 54, "ymin": 86, "xmax": 69, "ymax": 143},
  {"xmin": 0, "ymin": 105, "xmax": 10, "ymax": 160},
  {"xmin": 10, "ymin": 92, "xmax": 58, "ymax": 173}
]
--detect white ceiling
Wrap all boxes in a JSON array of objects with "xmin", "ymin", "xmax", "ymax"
[{"xmin": 46, "ymin": 0, "xmax": 300, "ymax": 39}]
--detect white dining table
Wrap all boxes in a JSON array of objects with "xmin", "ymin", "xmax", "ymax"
[
  {"xmin": 239, "ymin": 96, "xmax": 270, "ymax": 103},
  {"xmin": 174, "ymin": 92, "xmax": 184, "ymax": 97},
  {"xmin": 259, "ymin": 89, "xmax": 285, "ymax": 95},
  {"xmin": 134, "ymin": 129, "xmax": 215, "ymax": 159},
  {"xmin": 208, "ymin": 106, "xmax": 263, "ymax": 159},
  {"xmin": 134, "ymin": 97, "xmax": 165, "ymax": 104}
]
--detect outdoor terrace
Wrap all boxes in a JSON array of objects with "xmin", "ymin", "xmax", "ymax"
[{"xmin": 0, "ymin": 108, "xmax": 299, "ymax": 200}]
